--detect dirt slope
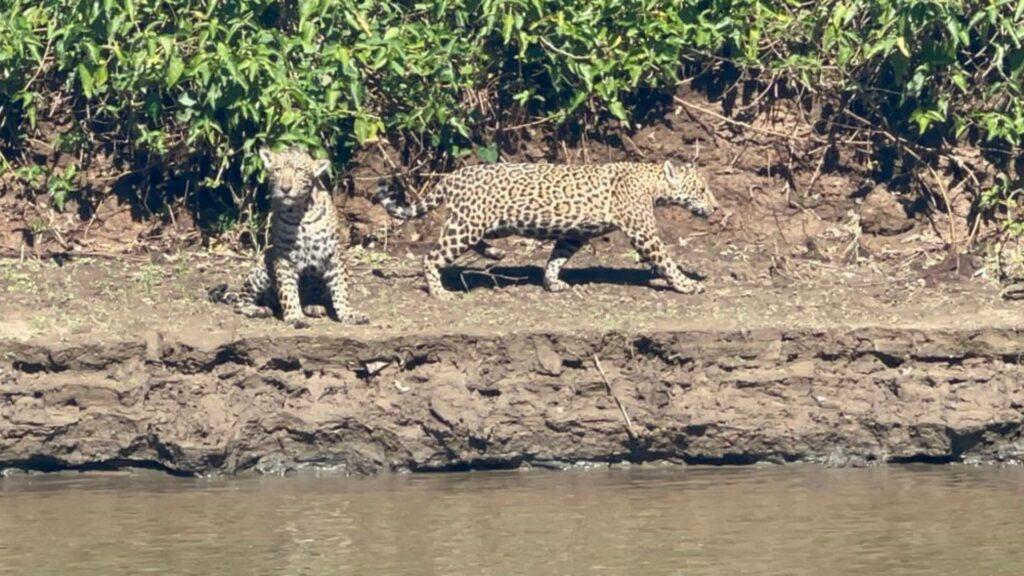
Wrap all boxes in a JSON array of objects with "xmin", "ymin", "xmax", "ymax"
[{"xmin": 2, "ymin": 251, "xmax": 1023, "ymax": 475}]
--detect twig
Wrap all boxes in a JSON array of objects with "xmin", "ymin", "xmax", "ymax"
[
  {"xmin": 621, "ymin": 132, "xmax": 646, "ymax": 159},
  {"xmin": 770, "ymin": 200, "xmax": 793, "ymax": 249},
  {"xmin": 560, "ymin": 141, "xmax": 572, "ymax": 164},
  {"xmin": 458, "ymin": 267, "xmax": 529, "ymax": 289},
  {"xmin": 22, "ymin": 35, "xmax": 54, "ymax": 92},
  {"xmin": 784, "ymin": 182, "xmax": 822, "ymax": 221},
  {"xmin": 729, "ymin": 141, "xmax": 750, "ymax": 168},
  {"xmin": 965, "ymin": 210, "xmax": 983, "ymax": 250},
  {"xmin": 375, "ymin": 141, "xmax": 421, "ymax": 199},
  {"xmin": 351, "ymin": 171, "xmax": 446, "ymax": 182},
  {"xmin": 0, "ymin": 249, "xmax": 153, "ymax": 262},
  {"xmin": 840, "ymin": 213, "xmax": 864, "ymax": 263},
  {"xmin": 539, "ymin": 37, "xmax": 587, "ymax": 60},
  {"xmin": 673, "ymin": 96, "xmax": 822, "ymax": 144},
  {"xmin": 805, "ymin": 145, "xmax": 828, "ymax": 192},
  {"xmin": 498, "ymin": 117, "xmax": 551, "ymax": 133},
  {"xmin": 592, "ymin": 354, "xmax": 637, "ymax": 442},
  {"xmin": 923, "ymin": 165, "xmax": 958, "ymax": 253}
]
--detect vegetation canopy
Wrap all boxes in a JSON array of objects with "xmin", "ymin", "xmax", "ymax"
[{"xmin": 1, "ymin": 0, "xmax": 1022, "ymax": 238}]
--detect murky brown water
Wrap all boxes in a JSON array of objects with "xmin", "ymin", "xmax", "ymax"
[{"xmin": 1, "ymin": 465, "xmax": 1022, "ymax": 576}]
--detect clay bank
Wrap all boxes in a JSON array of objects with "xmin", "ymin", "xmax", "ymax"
[
  {"xmin": 4, "ymin": 85, "xmax": 1024, "ymax": 475},
  {"xmin": 2, "ymin": 255, "xmax": 1024, "ymax": 476}
]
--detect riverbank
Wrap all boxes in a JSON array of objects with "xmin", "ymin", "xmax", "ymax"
[{"xmin": 2, "ymin": 250, "xmax": 1022, "ymax": 475}]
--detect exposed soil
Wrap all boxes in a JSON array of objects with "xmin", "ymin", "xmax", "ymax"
[
  {"xmin": 1, "ymin": 90, "xmax": 986, "ymax": 261},
  {"xmin": 2, "ymin": 92, "xmax": 1022, "ymax": 476},
  {"xmin": 2, "ymin": 238, "xmax": 1023, "ymax": 475}
]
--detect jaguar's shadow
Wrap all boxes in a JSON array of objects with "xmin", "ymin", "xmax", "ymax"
[{"xmin": 440, "ymin": 266, "xmax": 705, "ymax": 293}]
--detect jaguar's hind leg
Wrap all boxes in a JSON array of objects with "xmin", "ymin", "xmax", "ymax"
[
  {"xmin": 235, "ymin": 265, "xmax": 274, "ymax": 318},
  {"xmin": 424, "ymin": 220, "xmax": 483, "ymax": 299},
  {"xmin": 543, "ymin": 236, "xmax": 586, "ymax": 292}
]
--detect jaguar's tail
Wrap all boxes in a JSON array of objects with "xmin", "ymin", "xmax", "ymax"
[{"xmin": 372, "ymin": 178, "xmax": 446, "ymax": 220}]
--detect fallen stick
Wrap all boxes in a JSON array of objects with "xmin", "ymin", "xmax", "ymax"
[
  {"xmin": 672, "ymin": 96, "xmax": 822, "ymax": 144},
  {"xmin": 592, "ymin": 354, "xmax": 638, "ymax": 442}
]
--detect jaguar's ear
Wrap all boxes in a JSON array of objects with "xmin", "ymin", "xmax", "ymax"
[
  {"xmin": 259, "ymin": 147, "xmax": 273, "ymax": 166},
  {"xmin": 314, "ymin": 158, "xmax": 331, "ymax": 178},
  {"xmin": 662, "ymin": 160, "xmax": 678, "ymax": 181}
]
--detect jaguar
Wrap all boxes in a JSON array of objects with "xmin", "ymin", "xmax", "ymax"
[
  {"xmin": 211, "ymin": 146, "xmax": 367, "ymax": 328},
  {"xmin": 374, "ymin": 160, "xmax": 718, "ymax": 299}
]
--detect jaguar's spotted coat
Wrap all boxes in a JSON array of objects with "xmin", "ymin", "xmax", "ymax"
[
  {"xmin": 213, "ymin": 147, "xmax": 366, "ymax": 328},
  {"xmin": 375, "ymin": 161, "xmax": 718, "ymax": 299}
]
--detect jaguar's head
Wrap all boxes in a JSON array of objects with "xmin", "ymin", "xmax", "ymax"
[
  {"xmin": 259, "ymin": 147, "xmax": 331, "ymax": 206},
  {"xmin": 656, "ymin": 160, "xmax": 718, "ymax": 218}
]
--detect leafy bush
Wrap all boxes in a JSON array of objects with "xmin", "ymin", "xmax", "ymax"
[{"xmin": 1, "ymin": 0, "xmax": 1022, "ymax": 229}]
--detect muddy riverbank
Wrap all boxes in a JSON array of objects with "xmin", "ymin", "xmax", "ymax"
[
  {"xmin": 3, "ymin": 109, "xmax": 1023, "ymax": 476},
  {"xmin": 2, "ymin": 253, "xmax": 1023, "ymax": 475}
]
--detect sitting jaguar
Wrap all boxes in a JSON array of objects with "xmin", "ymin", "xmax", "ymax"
[
  {"xmin": 374, "ymin": 160, "xmax": 718, "ymax": 299},
  {"xmin": 210, "ymin": 146, "xmax": 367, "ymax": 328}
]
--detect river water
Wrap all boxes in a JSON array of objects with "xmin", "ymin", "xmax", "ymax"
[{"xmin": 1, "ymin": 465, "xmax": 1021, "ymax": 576}]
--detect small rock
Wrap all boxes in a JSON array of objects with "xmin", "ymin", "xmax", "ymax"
[
  {"xmin": 361, "ymin": 360, "xmax": 391, "ymax": 377},
  {"xmin": 859, "ymin": 184, "xmax": 913, "ymax": 236},
  {"xmin": 788, "ymin": 360, "xmax": 816, "ymax": 379},
  {"xmin": 802, "ymin": 237, "xmax": 830, "ymax": 262},
  {"xmin": 429, "ymin": 397, "xmax": 461, "ymax": 428},
  {"xmin": 534, "ymin": 341, "xmax": 563, "ymax": 376},
  {"xmin": 254, "ymin": 454, "xmax": 296, "ymax": 476},
  {"xmin": 144, "ymin": 331, "xmax": 163, "ymax": 362},
  {"xmin": 922, "ymin": 252, "xmax": 982, "ymax": 287},
  {"xmin": 342, "ymin": 196, "xmax": 379, "ymax": 224}
]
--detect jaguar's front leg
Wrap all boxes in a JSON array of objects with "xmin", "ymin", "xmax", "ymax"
[
  {"xmin": 623, "ymin": 216, "xmax": 704, "ymax": 294},
  {"xmin": 272, "ymin": 258, "xmax": 308, "ymax": 328},
  {"xmin": 324, "ymin": 248, "xmax": 369, "ymax": 325}
]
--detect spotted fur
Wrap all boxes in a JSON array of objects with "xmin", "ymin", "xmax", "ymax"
[
  {"xmin": 212, "ymin": 147, "xmax": 367, "ymax": 328},
  {"xmin": 374, "ymin": 160, "xmax": 718, "ymax": 299}
]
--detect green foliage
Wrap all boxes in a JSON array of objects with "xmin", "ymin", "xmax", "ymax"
[
  {"xmin": 980, "ymin": 173, "xmax": 1024, "ymax": 237},
  {"xmin": 0, "ymin": 0, "xmax": 1022, "ymax": 218},
  {"xmin": 46, "ymin": 164, "xmax": 77, "ymax": 211}
]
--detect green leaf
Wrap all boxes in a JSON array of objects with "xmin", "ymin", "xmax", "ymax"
[
  {"xmin": 476, "ymin": 144, "xmax": 499, "ymax": 163},
  {"xmin": 77, "ymin": 64, "xmax": 94, "ymax": 97},
  {"xmin": 167, "ymin": 56, "xmax": 185, "ymax": 87},
  {"xmin": 502, "ymin": 13, "xmax": 514, "ymax": 42},
  {"xmin": 951, "ymin": 72, "xmax": 968, "ymax": 93},
  {"xmin": 895, "ymin": 37, "xmax": 910, "ymax": 57},
  {"xmin": 93, "ymin": 64, "xmax": 108, "ymax": 90},
  {"xmin": 354, "ymin": 116, "xmax": 380, "ymax": 144},
  {"xmin": 608, "ymin": 100, "xmax": 627, "ymax": 121},
  {"xmin": 51, "ymin": 188, "xmax": 68, "ymax": 211}
]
